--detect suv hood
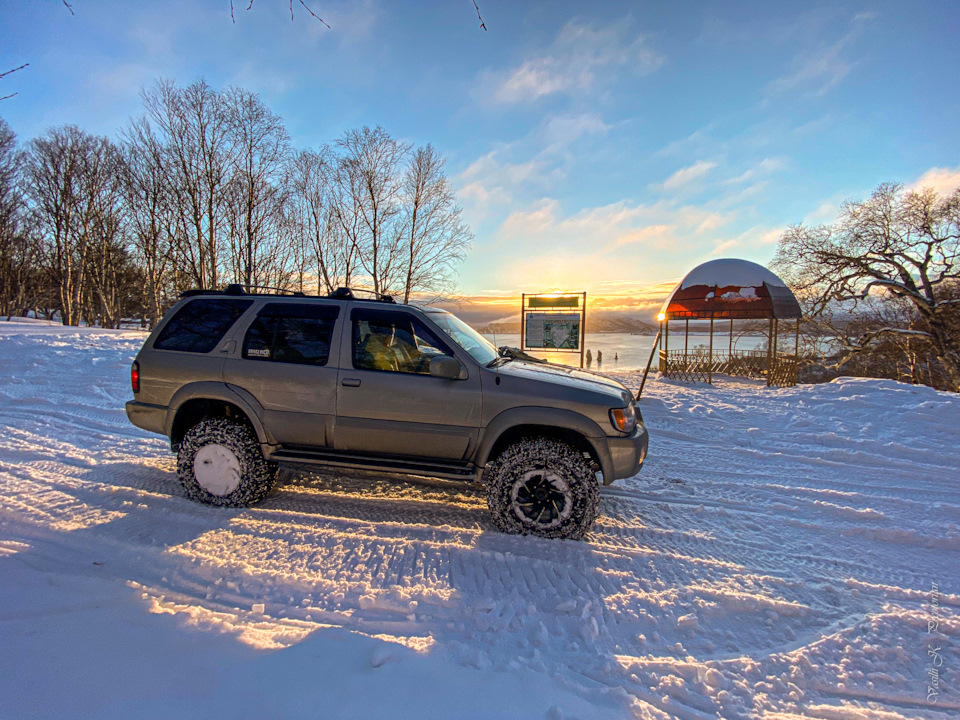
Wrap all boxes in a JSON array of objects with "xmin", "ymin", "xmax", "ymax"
[{"xmin": 494, "ymin": 360, "xmax": 630, "ymax": 401}]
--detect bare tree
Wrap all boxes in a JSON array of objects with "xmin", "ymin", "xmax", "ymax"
[
  {"xmin": 122, "ymin": 117, "xmax": 185, "ymax": 326},
  {"xmin": 81, "ymin": 141, "xmax": 130, "ymax": 327},
  {"xmin": 335, "ymin": 126, "xmax": 410, "ymax": 296},
  {"xmin": 773, "ymin": 182, "xmax": 960, "ymax": 391},
  {"xmin": 223, "ymin": 86, "xmax": 290, "ymax": 288},
  {"xmin": 286, "ymin": 147, "xmax": 356, "ymax": 293},
  {"xmin": 141, "ymin": 79, "xmax": 233, "ymax": 289},
  {"xmin": 25, "ymin": 126, "xmax": 99, "ymax": 325},
  {"xmin": 0, "ymin": 118, "xmax": 40, "ymax": 317},
  {"xmin": 399, "ymin": 144, "xmax": 471, "ymax": 303},
  {"xmin": 7, "ymin": 76, "xmax": 476, "ymax": 324}
]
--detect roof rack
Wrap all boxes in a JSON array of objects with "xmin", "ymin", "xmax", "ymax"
[
  {"xmin": 328, "ymin": 287, "xmax": 396, "ymax": 304},
  {"xmin": 179, "ymin": 284, "xmax": 306, "ymax": 299},
  {"xmin": 179, "ymin": 285, "xmax": 398, "ymax": 304}
]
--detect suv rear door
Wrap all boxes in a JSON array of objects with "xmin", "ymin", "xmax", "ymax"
[
  {"xmin": 334, "ymin": 306, "xmax": 482, "ymax": 461},
  {"xmin": 223, "ymin": 301, "xmax": 342, "ymax": 448}
]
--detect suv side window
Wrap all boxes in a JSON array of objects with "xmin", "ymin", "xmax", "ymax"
[
  {"xmin": 242, "ymin": 303, "xmax": 339, "ymax": 366},
  {"xmin": 154, "ymin": 299, "xmax": 254, "ymax": 353},
  {"xmin": 352, "ymin": 309, "xmax": 453, "ymax": 375}
]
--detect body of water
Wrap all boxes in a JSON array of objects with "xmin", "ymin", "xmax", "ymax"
[{"xmin": 480, "ymin": 332, "xmax": 774, "ymax": 372}]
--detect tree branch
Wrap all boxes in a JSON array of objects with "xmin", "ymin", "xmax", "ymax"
[
  {"xmin": 232, "ymin": 1, "xmax": 329, "ymax": 28},
  {"xmin": 0, "ymin": 63, "xmax": 29, "ymax": 81},
  {"xmin": 835, "ymin": 327, "xmax": 934, "ymax": 364},
  {"xmin": 841, "ymin": 278, "xmax": 931, "ymax": 307},
  {"xmin": 472, "ymin": 1, "xmax": 487, "ymax": 31}
]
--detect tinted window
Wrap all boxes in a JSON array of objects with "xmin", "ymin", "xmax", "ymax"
[
  {"xmin": 352, "ymin": 309, "xmax": 452, "ymax": 374},
  {"xmin": 154, "ymin": 299, "xmax": 253, "ymax": 353},
  {"xmin": 242, "ymin": 303, "xmax": 339, "ymax": 366}
]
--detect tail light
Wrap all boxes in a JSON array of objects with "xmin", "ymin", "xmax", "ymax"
[{"xmin": 131, "ymin": 361, "xmax": 140, "ymax": 393}]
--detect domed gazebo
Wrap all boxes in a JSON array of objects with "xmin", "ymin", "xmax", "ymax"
[{"xmin": 653, "ymin": 258, "xmax": 802, "ymax": 387}]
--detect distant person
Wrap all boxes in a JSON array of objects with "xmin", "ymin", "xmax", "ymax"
[
  {"xmin": 586, "ymin": 349, "xmax": 592, "ymax": 366},
  {"xmin": 597, "ymin": 350, "xmax": 603, "ymax": 365},
  {"xmin": 614, "ymin": 352, "xmax": 618, "ymax": 362}
]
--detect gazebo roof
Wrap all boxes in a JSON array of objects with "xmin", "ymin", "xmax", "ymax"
[{"xmin": 658, "ymin": 258, "xmax": 801, "ymax": 321}]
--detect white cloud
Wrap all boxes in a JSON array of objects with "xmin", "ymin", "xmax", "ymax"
[
  {"xmin": 493, "ymin": 58, "xmax": 572, "ymax": 104},
  {"xmin": 498, "ymin": 198, "xmax": 733, "ymax": 254},
  {"xmin": 804, "ymin": 200, "xmax": 841, "ymax": 224},
  {"xmin": 766, "ymin": 12, "xmax": 874, "ymax": 98},
  {"xmin": 766, "ymin": 42, "xmax": 853, "ymax": 96},
  {"xmin": 456, "ymin": 113, "xmax": 610, "ymax": 218},
  {"xmin": 653, "ymin": 160, "xmax": 718, "ymax": 191},
  {"xmin": 540, "ymin": 112, "xmax": 609, "ymax": 150},
  {"xmin": 706, "ymin": 226, "xmax": 784, "ymax": 258},
  {"xmin": 909, "ymin": 164, "xmax": 960, "ymax": 196},
  {"xmin": 655, "ymin": 126, "xmax": 716, "ymax": 158},
  {"xmin": 484, "ymin": 19, "xmax": 664, "ymax": 104},
  {"xmin": 724, "ymin": 157, "xmax": 787, "ymax": 185},
  {"xmin": 499, "ymin": 198, "xmax": 561, "ymax": 238}
]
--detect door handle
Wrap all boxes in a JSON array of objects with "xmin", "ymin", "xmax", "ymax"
[
  {"xmin": 341, "ymin": 378, "xmax": 361, "ymax": 387},
  {"xmin": 219, "ymin": 339, "xmax": 237, "ymax": 354}
]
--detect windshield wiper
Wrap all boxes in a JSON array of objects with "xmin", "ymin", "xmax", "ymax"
[{"xmin": 489, "ymin": 346, "xmax": 547, "ymax": 365}]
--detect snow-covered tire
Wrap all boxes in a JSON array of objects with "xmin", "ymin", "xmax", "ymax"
[
  {"xmin": 484, "ymin": 437, "xmax": 600, "ymax": 540},
  {"xmin": 176, "ymin": 417, "xmax": 278, "ymax": 507}
]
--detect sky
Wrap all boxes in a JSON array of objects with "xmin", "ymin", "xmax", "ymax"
[{"xmin": 2, "ymin": 0, "xmax": 960, "ymax": 323}]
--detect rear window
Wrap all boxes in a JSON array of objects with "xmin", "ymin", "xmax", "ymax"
[
  {"xmin": 154, "ymin": 299, "xmax": 254, "ymax": 353},
  {"xmin": 242, "ymin": 303, "xmax": 339, "ymax": 366}
]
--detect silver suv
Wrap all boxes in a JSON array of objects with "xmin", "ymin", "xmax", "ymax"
[{"xmin": 126, "ymin": 287, "xmax": 648, "ymax": 539}]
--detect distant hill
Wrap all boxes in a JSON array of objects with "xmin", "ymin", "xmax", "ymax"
[{"xmin": 474, "ymin": 316, "xmax": 658, "ymax": 335}]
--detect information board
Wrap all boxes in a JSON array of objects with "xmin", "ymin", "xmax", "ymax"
[{"xmin": 524, "ymin": 312, "xmax": 581, "ymax": 350}]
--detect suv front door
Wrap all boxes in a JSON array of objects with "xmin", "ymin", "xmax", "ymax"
[{"xmin": 335, "ymin": 307, "xmax": 481, "ymax": 461}]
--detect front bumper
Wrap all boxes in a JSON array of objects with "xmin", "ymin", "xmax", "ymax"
[
  {"xmin": 125, "ymin": 400, "xmax": 168, "ymax": 436},
  {"xmin": 604, "ymin": 422, "xmax": 649, "ymax": 483}
]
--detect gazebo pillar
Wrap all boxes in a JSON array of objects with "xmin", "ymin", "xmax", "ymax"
[
  {"xmin": 766, "ymin": 318, "xmax": 773, "ymax": 386},
  {"xmin": 708, "ymin": 315, "xmax": 714, "ymax": 384},
  {"xmin": 662, "ymin": 319, "xmax": 668, "ymax": 375}
]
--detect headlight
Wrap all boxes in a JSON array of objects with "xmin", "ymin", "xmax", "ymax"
[{"xmin": 609, "ymin": 403, "xmax": 637, "ymax": 433}]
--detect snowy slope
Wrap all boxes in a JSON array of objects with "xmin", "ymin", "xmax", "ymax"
[{"xmin": 0, "ymin": 319, "xmax": 956, "ymax": 720}]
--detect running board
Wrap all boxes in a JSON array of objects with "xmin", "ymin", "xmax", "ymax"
[{"xmin": 268, "ymin": 447, "xmax": 478, "ymax": 481}]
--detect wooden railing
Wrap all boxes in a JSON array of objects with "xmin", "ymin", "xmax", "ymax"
[{"xmin": 659, "ymin": 349, "xmax": 798, "ymax": 387}]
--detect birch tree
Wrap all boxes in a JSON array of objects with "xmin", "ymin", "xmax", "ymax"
[
  {"xmin": 223, "ymin": 86, "xmax": 289, "ymax": 288},
  {"xmin": 141, "ymin": 79, "xmax": 232, "ymax": 289},
  {"xmin": 336, "ymin": 126, "xmax": 409, "ymax": 296},
  {"xmin": 286, "ymin": 147, "xmax": 356, "ymax": 293},
  {"xmin": 399, "ymin": 144, "xmax": 471, "ymax": 303},
  {"xmin": 25, "ymin": 126, "xmax": 118, "ymax": 325}
]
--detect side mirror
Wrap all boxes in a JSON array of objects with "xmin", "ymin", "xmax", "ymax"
[{"xmin": 429, "ymin": 355, "xmax": 463, "ymax": 380}]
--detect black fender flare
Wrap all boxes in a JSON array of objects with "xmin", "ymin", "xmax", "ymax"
[
  {"xmin": 475, "ymin": 407, "xmax": 614, "ymax": 483},
  {"xmin": 166, "ymin": 382, "xmax": 273, "ymax": 446}
]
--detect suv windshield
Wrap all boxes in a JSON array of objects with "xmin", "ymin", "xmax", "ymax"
[{"xmin": 428, "ymin": 311, "xmax": 498, "ymax": 365}]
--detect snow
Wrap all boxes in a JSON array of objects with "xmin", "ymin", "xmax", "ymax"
[
  {"xmin": 1, "ymin": 318, "xmax": 957, "ymax": 719},
  {"xmin": 679, "ymin": 257, "xmax": 789, "ymax": 289}
]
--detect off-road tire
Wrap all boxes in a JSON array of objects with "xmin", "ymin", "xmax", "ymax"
[
  {"xmin": 484, "ymin": 437, "xmax": 600, "ymax": 540},
  {"xmin": 177, "ymin": 417, "xmax": 278, "ymax": 507}
]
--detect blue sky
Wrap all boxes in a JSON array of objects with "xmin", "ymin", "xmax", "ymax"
[{"xmin": 2, "ymin": 0, "xmax": 959, "ymax": 320}]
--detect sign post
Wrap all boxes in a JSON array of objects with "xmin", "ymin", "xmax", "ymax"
[{"xmin": 520, "ymin": 292, "xmax": 587, "ymax": 368}]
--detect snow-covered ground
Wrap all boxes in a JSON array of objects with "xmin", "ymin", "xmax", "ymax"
[{"xmin": 0, "ymin": 319, "xmax": 956, "ymax": 720}]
